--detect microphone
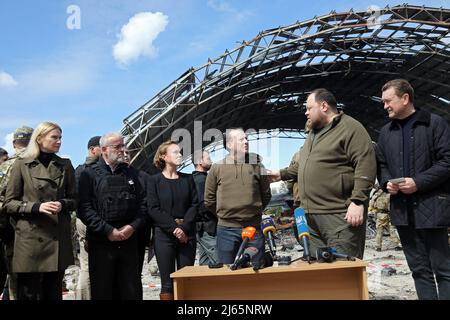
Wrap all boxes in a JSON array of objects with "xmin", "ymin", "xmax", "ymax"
[
  {"xmin": 231, "ymin": 226, "xmax": 257, "ymax": 269},
  {"xmin": 316, "ymin": 247, "xmax": 356, "ymax": 263},
  {"xmin": 252, "ymin": 251, "xmax": 274, "ymax": 271},
  {"xmin": 230, "ymin": 247, "xmax": 259, "ymax": 270},
  {"xmin": 329, "ymin": 247, "xmax": 356, "ymax": 261},
  {"xmin": 261, "ymin": 217, "xmax": 277, "ymax": 259},
  {"xmin": 294, "ymin": 207, "xmax": 311, "ymax": 263}
]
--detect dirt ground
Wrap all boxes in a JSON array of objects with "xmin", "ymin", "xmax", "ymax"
[{"xmin": 63, "ymin": 231, "xmax": 416, "ymax": 300}]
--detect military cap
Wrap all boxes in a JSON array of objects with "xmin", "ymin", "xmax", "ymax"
[{"xmin": 13, "ymin": 126, "xmax": 33, "ymax": 142}]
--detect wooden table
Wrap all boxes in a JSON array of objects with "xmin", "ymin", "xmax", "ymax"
[{"xmin": 171, "ymin": 259, "xmax": 368, "ymax": 300}]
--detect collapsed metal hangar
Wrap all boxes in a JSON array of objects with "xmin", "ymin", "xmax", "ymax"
[{"xmin": 121, "ymin": 4, "xmax": 450, "ymax": 173}]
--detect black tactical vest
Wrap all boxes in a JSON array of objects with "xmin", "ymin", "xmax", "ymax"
[{"xmin": 92, "ymin": 165, "xmax": 138, "ymax": 222}]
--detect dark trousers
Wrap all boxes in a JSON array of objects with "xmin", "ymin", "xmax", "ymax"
[
  {"xmin": 397, "ymin": 225, "xmax": 450, "ymax": 300},
  {"xmin": 16, "ymin": 272, "xmax": 64, "ymax": 300},
  {"xmin": 154, "ymin": 227, "xmax": 196, "ymax": 294},
  {"xmin": 307, "ymin": 212, "xmax": 366, "ymax": 259},
  {"xmin": 0, "ymin": 242, "xmax": 7, "ymax": 298},
  {"xmin": 216, "ymin": 225, "xmax": 265, "ymax": 264},
  {"xmin": 88, "ymin": 236, "xmax": 142, "ymax": 300},
  {"xmin": 137, "ymin": 227, "xmax": 151, "ymax": 275}
]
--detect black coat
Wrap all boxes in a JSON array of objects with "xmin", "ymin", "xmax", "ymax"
[
  {"xmin": 77, "ymin": 156, "xmax": 147, "ymax": 241},
  {"xmin": 192, "ymin": 171, "xmax": 217, "ymax": 236},
  {"xmin": 376, "ymin": 109, "xmax": 450, "ymax": 228}
]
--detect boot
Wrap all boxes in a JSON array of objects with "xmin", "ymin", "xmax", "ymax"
[{"xmin": 159, "ymin": 292, "xmax": 174, "ymax": 300}]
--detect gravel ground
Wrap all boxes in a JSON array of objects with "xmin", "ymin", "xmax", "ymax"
[{"xmin": 62, "ymin": 228, "xmax": 416, "ymax": 300}]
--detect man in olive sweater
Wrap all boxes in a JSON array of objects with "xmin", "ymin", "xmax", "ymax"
[
  {"xmin": 204, "ymin": 128, "xmax": 272, "ymax": 264},
  {"xmin": 271, "ymin": 89, "xmax": 376, "ymax": 259}
]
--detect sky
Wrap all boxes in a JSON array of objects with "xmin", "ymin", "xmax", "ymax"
[{"xmin": 1, "ymin": 0, "xmax": 448, "ymax": 170}]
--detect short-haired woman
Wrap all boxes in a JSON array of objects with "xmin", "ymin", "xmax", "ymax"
[
  {"xmin": 5, "ymin": 121, "xmax": 76, "ymax": 300},
  {"xmin": 148, "ymin": 140, "xmax": 198, "ymax": 300}
]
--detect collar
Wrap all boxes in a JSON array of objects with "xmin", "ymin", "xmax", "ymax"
[
  {"xmin": 84, "ymin": 156, "xmax": 98, "ymax": 166},
  {"xmin": 98, "ymin": 155, "xmax": 128, "ymax": 174},
  {"xmin": 389, "ymin": 108, "xmax": 430, "ymax": 130},
  {"xmin": 330, "ymin": 111, "xmax": 344, "ymax": 127},
  {"xmin": 312, "ymin": 112, "xmax": 343, "ymax": 135},
  {"xmin": 24, "ymin": 153, "xmax": 65, "ymax": 166},
  {"xmin": 192, "ymin": 170, "xmax": 207, "ymax": 176}
]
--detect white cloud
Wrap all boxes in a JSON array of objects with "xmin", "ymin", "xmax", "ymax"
[
  {"xmin": 0, "ymin": 71, "xmax": 18, "ymax": 88},
  {"xmin": 1, "ymin": 132, "xmax": 14, "ymax": 155},
  {"xmin": 113, "ymin": 12, "xmax": 169, "ymax": 67}
]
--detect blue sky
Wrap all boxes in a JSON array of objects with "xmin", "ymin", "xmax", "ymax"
[{"xmin": 0, "ymin": 0, "xmax": 447, "ymax": 170}]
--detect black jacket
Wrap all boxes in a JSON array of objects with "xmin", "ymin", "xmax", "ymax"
[
  {"xmin": 147, "ymin": 172, "xmax": 198, "ymax": 238},
  {"xmin": 77, "ymin": 156, "xmax": 147, "ymax": 242},
  {"xmin": 376, "ymin": 108, "xmax": 450, "ymax": 228},
  {"xmin": 192, "ymin": 171, "xmax": 217, "ymax": 236},
  {"xmin": 74, "ymin": 156, "xmax": 98, "ymax": 190}
]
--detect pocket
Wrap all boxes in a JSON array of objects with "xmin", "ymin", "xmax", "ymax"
[
  {"xmin": 435, "ymin": 193, "xmax": 450, "ymax": 226},
  {"xmin": 15, "ymin": 219, "xmax": 36, "ymax": 234}
]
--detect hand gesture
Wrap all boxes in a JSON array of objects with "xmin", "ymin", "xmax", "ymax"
[
  {"xmin": 39, "ymin": 201, "xmax": 62, "ymax": 215},
  {"xmin": 345, "ymin": 202, "xmax": 364, "ymax": 227}
]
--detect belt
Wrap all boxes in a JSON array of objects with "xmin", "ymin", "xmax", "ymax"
[{"xmin": 175, "ymin": 218, "xmax": 184, "ymax": 225}]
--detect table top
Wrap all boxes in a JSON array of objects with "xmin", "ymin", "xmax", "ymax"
[{"xmin": 171, "ymin": 259, "xmax": 367, "ymax": 278}]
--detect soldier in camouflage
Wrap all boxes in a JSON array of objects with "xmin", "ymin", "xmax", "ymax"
[
  {"xmin": 369, "ymin": 187, "xmax": 401, "ymax": 252},
  {"xmin": 0, "ymin": 148, "xmax": 8, "ymax": 164},
  {"xmin": 0, "ymin": 126, "xmax": 33, "ymax": 300}
]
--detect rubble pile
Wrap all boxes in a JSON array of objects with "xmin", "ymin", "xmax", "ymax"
[{"xmin": 63, "ymin": 227, "xmax": 417, "ymax": 300}]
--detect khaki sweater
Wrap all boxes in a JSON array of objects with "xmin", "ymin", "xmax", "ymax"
[
  {"xmin": 281, "ymin": 113, "xmax": 376, "ymax": 214},
  {"xmin": 204, "ymin": 155, "xmax": 272, "ymax": 228}
]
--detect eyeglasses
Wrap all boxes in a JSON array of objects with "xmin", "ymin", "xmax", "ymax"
[{"xmin": 107, "ymin": 143, "xmax": 126, "ymax": 150}]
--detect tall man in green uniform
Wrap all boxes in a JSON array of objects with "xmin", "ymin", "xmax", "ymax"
[
  {"xmin": 269, "ymin": 89, "xmax": 376, "ymax": 259},
  {"xmin": 0, "ymin": 126, "xmax": 33, "ymax": 300}
]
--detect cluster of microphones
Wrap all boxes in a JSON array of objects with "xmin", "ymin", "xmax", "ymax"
[
  {"xmin": 229, "ymin": 226, "xmax": 274, "ymax": 271},
  {"xmin": 227, "ymin": 207, "xmax": 355, "ymax": 271}
]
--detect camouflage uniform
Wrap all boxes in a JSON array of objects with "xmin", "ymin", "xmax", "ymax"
[
  {"xmin": 0, "ymin": 153, "xmax": 22, "ymax": 300},
  {"xmin": 0, "ymin": 126, "xmax": 33, "ymax": 300},
  {"xmin": 369, "ymin": 188, "xmax": 400, "ymax": 251}
]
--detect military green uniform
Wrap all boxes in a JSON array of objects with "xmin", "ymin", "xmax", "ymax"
[
  {"xmin": 0, "ymin": 153, "xmax": 22, "ymax": 300},
  {"xmin": 285, "ymin": 150, "xmax": 301, "ymax": 207},
  {"xmin": 369, "ymin": 188, "xmax": 400, "ymax": 250},
  {"xmin": 280, "ymin": 113, "xmax": 376, "ymax": 259}
]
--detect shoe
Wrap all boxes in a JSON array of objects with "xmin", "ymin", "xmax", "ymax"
[
  {"xmin": 394, "ymin": 246, "xmax": 403, "ymax": 251},
  {"xmin": 159, "ymin": 292, "xmax": 174, "ymax": 300},
  {"xmin": 376, "ymin": 247, "xmax": 381, "ymax": 252}
]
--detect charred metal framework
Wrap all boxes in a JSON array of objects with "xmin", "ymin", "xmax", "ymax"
[{"xmin": 121, "ymin": 4, "xmax": 450, "ymax": 173}]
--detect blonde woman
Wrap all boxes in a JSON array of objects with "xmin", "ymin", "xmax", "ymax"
[
  {"xmin": 148, "ymin": 140, "xmax": 198, "ymax": 300},
  {"xmin": 4, "ymin": 121, "xmax": 76, "ymax": 300}
]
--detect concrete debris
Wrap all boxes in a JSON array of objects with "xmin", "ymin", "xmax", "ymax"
[
  {"xmin": 381, "ymin": 267, "xmax": 397, "ymax": 276},
  {"xmin": 148, "ymin": 265, "xmax": 160, "ymax": 277},
  {"xmin": 62, "ymin": 224, "xmax": 417, "ymax": 300}
]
